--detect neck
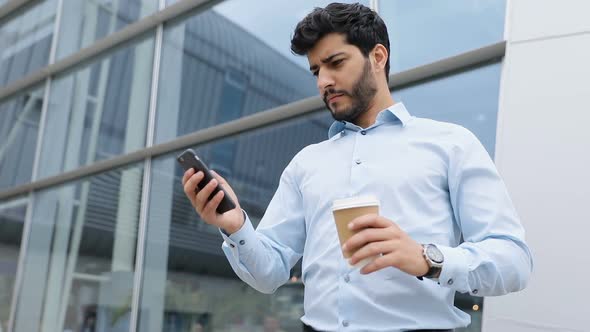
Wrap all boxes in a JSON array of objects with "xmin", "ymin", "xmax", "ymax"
[{"xmin": 353, "ymin": 88, "xmax": 395, "ymax": 128}]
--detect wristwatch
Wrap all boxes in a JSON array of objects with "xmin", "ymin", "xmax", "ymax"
[{"xmin": 418, "ymin": 243, "xmax": 444, "ymax": 280}]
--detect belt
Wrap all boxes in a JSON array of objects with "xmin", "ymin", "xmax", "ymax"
[{"xmin": 303, "ymin": 323, "xmax": 453, "ymax": 332}]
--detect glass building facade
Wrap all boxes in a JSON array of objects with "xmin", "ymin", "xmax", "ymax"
[{"xmin": 0, "ymin": 0, "xmax": 506, "ymax": 331}]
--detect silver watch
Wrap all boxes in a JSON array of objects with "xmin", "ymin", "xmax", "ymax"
[{"xmin": 420, "ymin": 243, "xmax": 444, "ymax": 279}]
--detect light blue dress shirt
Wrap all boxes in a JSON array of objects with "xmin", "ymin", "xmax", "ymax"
[{"xmin": 220, "ymin": 102, "xmax": 533, "ymax": 331}]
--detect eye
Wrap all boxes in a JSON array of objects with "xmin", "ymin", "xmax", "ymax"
[
  {"xmin": 332, "ymin": 59, "xmax": 344, "ymax": 66},
  {"xmin": 312, "ymin": 71, "xmax": 319, "ymax": 77}
]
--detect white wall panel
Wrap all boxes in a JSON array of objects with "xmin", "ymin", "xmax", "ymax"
[
  {"xmin": 485, "ymin": 1, "xmax": 590, "ymax": 331},
  {"xmin": 509, "ymin": 0, "xmax": 590, "ymax": 42}
]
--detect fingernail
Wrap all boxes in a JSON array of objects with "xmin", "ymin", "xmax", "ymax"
[
  {"xmin": 342, "ymin": 244, "xmax": 347, "ymax": 251},
  {"xmin": 348, "ymin": 222, "xmax": 353, "ymax": 229}
]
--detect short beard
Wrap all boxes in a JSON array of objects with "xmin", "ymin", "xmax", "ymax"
[{"xmin": 323, "ymin": 59, "xmax": 378, "ymax": 123}]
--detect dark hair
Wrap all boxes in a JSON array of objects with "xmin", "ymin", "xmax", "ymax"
[{"xmin": 291, "ymin": 2, "xmax": 390, "ymax": 82}]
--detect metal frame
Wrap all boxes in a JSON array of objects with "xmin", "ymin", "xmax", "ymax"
[
  {"xmin": 371, "ymin": 0, "xmax": 379, "ymax": 13},
  {"xmin": 6, "ymin": 0, "xmax": 64, "ymax": 329},
  {"xmin": 128, "ymin": 0, "xmax": 166, "ymax": 329},
  {"xmin": 0, "ymin": 0, "xmax": 35, "ymax": 23},
  {"xmin": 0, "ymin": 0, "xmax": 220, "ymax": 103},
  {"xmin": 0, "ymin": 40, "xmax": 505, "ymax": 202}
]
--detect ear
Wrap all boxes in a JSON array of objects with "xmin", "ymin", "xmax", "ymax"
[{"xmin": 371, "ymin": 44, "xmax": 388, "ymax": 73}]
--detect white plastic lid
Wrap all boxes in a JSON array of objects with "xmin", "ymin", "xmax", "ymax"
[{"xmin": 331, "ymin": 195, "xmax": 380, "ymax": 211}]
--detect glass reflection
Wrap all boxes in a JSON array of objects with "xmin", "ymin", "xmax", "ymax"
[
  {"xmin": 140, "ymin": 112, "xmax": 331, "ymax": 332},
  {"xmin": 380, "ymin": 0, "xmax": 506, "ymax": 72},
  {"xmin": 0, "ymin": 0, "xmax": 58, "ymax": 87},
  {"xmin": 56, "ymin": 0, "xmax": 159, "ymax": 60},
  {"xmin": 154, "ymin": 0, "xmax": 368, "ymax": 144},
  {"xmin": 13, "ymin": 163, "xmax": 144, "ymax": 332},
  {"xmin": 393, "ymin": 63, "xmax": 502, "ymax": 157},
  {"xmin": 0, "ymin": 85, "xmax": 44, "ymax": 190},
  {"xmin": 37, "ymin": 34, "xmax": 155, "ymax": 180},
  {"xmin": 0, "ymin": 196, "xmax": 28, "ymax": 332}
]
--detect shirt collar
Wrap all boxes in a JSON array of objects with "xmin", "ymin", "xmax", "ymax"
[{"xmin": 328, "ymin": 102, "xmax": 412, "ymax": 139}]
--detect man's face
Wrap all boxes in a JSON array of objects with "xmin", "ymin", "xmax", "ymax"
[{"xmin": 307, "ymin": 33, "xmax": 377, "ymax": 122}]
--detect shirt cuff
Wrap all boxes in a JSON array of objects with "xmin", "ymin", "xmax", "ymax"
[
  {"xmin": 219, "ymin": 210, "xmax": 257, "ymax": 257},
  {"xmin": 437, "ymin": 245, "xmax": 472, "ymax": 293}
]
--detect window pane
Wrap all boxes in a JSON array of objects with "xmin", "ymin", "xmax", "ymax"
[
  {"xmin": 380, "ymin": 0, "xmax": 506, "ymax": 72},
  {"xmin": 139, "ymin": 112, "xmax": 331, "ymax": 332},
  {"xmin": 0, "ymin": 85, "xmax": 44, "ymax": 190},
  {"xmin": 0, "ymin": 0, "xmax": 58, "ymax": 87},
  {"xmin": 56, "ymin": 0, "xmax": 159, "ymax": 60},
  {"xmin": 154, "ymin": 0, "xmax": 368, "ymax": 144},
  {"xmin": 13, "ymin": 162, "xmax": 144, "ymax": 332},
  {"xmin": 0, "ymin": 195, "xmax": 28, "ymax": 330},
  {"xmin": 37, "ymin": 35, "xmax": 155, "ymax": 180},
  {"xmin": 393, "ymin": 63, "xmax": 502, "ymax": 158}
]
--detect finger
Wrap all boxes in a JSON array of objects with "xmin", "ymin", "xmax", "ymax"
[
  {"xmin": 210, "ymin": 170, "xmax": 227, "ymax": 185},
  {"xmin": 211, "ymin": 170, "xmax": 239, "ymax": 204},
  {"xmin": 195, "ymin": 178, "xmax": 218, "ymax": 212},
  {"xmin": 184, "ymin": 171, "xmax": 204, "ymax": 196},
  {"xmin": 343, "ymin": 227, "xmax": 395, "ymax": 254},
  {"xmin": 360, "ymin": 252, "xmax": 397, "ymax": 275},
  {"xmin": 349, "ymin": 240, "xmax": 395, "ymax": 265},
  {"xmin": 182, "ymin": 168, "xmax": 195, "ymax": 186},
  {"xmin": 349, "ymin": 214, "xmax": 396, "ymax": 231},
  {"xmin": 184, "ymin": 171, "xmax": 204, "ymax": 199},
  {"xmin": 202, "ymin": 190, "xmax": 224, "ymax": 217}
]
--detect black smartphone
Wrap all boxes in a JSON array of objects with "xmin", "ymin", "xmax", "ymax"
[{"xmin": 177, "ymin": 148, "xmax": 237, "ymax": 214}]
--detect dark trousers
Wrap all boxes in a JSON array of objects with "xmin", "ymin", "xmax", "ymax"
[{"xmin": 303, "ymin": 323, "xmax": 453, "ymax": 332}]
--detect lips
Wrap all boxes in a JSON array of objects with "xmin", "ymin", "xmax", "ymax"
[{"xmin": 327, "ymin": 94, "xmax": 344, "ymax": 103}]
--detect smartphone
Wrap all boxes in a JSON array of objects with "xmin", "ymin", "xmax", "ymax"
[{"xmin": 177, "ymin": 148, "xmax": 237, "ymax": 214}]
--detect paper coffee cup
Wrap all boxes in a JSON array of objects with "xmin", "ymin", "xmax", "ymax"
[{"xmin": 332, "ymin": 195, "xmax": 380, "ymax": 269}]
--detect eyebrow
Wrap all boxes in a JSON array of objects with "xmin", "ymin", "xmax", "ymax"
[{"xmin": 309, "ymin": 52, "xmax": 347, "ymax": 72}]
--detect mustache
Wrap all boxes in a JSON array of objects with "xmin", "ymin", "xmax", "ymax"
[{"xmin": 323, "ymin": 89, "xmax": 351, "ymax": 103}]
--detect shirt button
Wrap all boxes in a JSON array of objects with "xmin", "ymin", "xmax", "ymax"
[
  {"xmin": 342, "ymin": 320, "xmax": 349, "ymax": 327},
  {"xmin": 360, "ymin": 130, "xmax": 366, "ymax": 135},
  {"xmin": 239, "ymin": 240, "xmax": 246, "ymax": 245},
  {"xmin": 447, "ymin": 279, "xmax": 454, "ymax": 285},
  {"xmin": 344, "ymin": 275, "xmax": 350, "ymax": 283},
  {"xmin": 355, "ymin": 159, "xmax": 362, "ymax": 165},
  {"xmin": 473, "ymin": 289, "xmax": 478, "ymax": 295}
]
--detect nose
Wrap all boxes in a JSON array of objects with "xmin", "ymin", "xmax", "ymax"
[{"xmin": 316, "ymin": 70, "xmax": 335, "ymax": 95}]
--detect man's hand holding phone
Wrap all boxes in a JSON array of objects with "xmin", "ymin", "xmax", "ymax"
[{"xmin": 180, "ymin": 151, "xmax": 244, "ymax": 234}]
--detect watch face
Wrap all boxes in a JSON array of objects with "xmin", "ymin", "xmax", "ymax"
[{"xmin": 426, "ymin": 244, "xmax": 444, "ymax": 264}]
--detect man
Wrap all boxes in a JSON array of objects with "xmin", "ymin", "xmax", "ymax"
[{"xmin": 182, "ymin": 3, "xmax": 532, "ymax": 331}]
